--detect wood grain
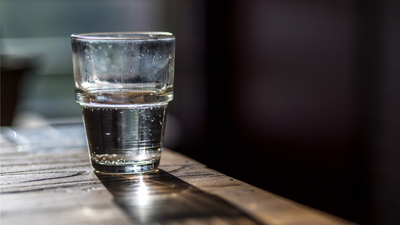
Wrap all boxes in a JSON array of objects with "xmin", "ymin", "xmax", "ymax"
[{"xmin": 0, "ymin": 127, "xmax": 356, "ymax": 225}]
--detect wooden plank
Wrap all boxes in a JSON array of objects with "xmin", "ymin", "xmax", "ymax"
[
  {"xmin": 161, "ymin": 150, "xmax": 357, "ymax": 225},
  {"xmin": 1, "ymin": 150, "xmax": 132, "ymax": 225},
  {"xmin": 0, "ymin": 130, "xmax": 356, "ymax": 225}
]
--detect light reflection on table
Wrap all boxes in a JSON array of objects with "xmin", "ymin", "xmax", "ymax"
[{"xmin": 96, "ymin": 170, "xmax": 263, "ymax": 225}]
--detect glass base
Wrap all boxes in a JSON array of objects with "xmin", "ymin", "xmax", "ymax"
[{"xmin": 92, "ymin": 159, "xmax": 160, "ymax": 174}]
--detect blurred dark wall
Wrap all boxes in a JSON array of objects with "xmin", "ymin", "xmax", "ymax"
[
  {"xmin": 232, "ymin": 0, "xmax": 356, "ymax": 219},
  {"xmin": 172, "ymin": 0, "xmax": 400, "ymax": 224}
]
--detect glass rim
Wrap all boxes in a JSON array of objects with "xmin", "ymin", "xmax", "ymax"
[{"xmin": 71, "ymin": 31, "xmax": 174, "ymax": 40}]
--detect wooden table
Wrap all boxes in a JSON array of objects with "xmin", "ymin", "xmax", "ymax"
[{"xmin": 0, "ymin": 124, "xmax": 356, "ymax": 225}]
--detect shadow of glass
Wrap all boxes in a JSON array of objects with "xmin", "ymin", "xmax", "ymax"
[{"xmin": 96, "ymin": 169, "xmax": 264, "ymax": 225}]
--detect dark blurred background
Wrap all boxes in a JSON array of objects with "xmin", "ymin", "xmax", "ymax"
[{"xmin": 1, "ymin": 0, "xmax": 399, "ymax": 224}]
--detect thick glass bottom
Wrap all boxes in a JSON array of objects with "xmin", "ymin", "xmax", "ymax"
[{"xmin": 92, "ymin": 158, "xmax": 160, "ymax": 174}]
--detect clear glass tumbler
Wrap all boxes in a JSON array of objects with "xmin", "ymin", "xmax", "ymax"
[{"xmin": 71, "ymin": 32, "xmax": 175, "ymax": 174}]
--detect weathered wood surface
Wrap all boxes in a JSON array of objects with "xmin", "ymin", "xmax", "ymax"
[{"xmin": 0, "ymin": 125, "xmax": 356, "ymax": 225}]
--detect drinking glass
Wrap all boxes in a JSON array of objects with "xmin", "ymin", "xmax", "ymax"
[{"xmin": 71, "ymin": 32, "xmax": 175, "ymax": 173}]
